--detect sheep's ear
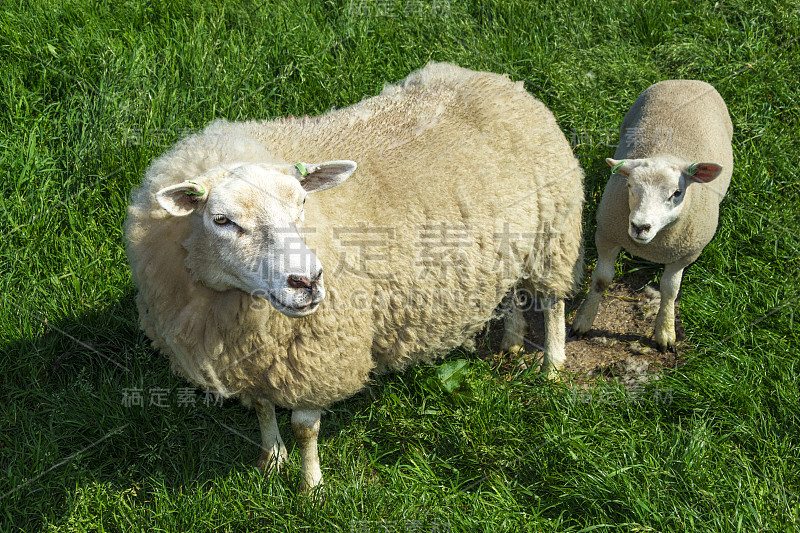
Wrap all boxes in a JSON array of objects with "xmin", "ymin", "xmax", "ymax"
[
  {"xmin": 684, "ymin": 162, "xmax": 723, "ymax": 183},
  {"xmin": 155, "ymin": 181, "xmax": 208, "ymax": 216},
  {"xmin": 294, "ymin": 160, "xmax": 357, "ymax": 193},
  {"xmin": 606, "ymin": 158, "xmax": 641, "ymax": 177}
]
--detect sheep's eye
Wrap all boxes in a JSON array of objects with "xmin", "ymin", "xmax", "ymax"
[
  {"xmin": 212, "ymin": 214, "xmax": 230, "ymax": 225},
  {"xmin": 671, "ymin": 189, "xmax": 682, "ymax": 199}
]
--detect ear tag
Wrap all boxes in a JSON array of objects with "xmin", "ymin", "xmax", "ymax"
[
  {"xmin": 611, "ymin": 160, "xmax": 625, "ymax": 174},
  {"xmin": 294, "ymin": 163, "xmax": 309, "ymax": 177},
  {"xmin": 687, "ymin": 163, "xmax": 699, "ymax": 175},
  {"xmin": 184, "ymin": 180, "xmax": 206, "ymax": 196}
]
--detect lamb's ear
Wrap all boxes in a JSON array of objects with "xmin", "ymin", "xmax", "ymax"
[
  {"xmin": 294, "ymin": 160, "xmax": 357, "ymax": 193},
  {"xmin": 606, "ymin": 158, "xmax": 642, "ymax": 177},
  {"xmin": 155, "ymin": 181, "xmax": 208, "ymax": 216},
  {"xmin": 684, "ymin": 162, "xmax": 723, "ymax": 183}
]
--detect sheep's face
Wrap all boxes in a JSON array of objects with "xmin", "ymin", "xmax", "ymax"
[
  {"xmin": 155, "ymin": 160, "xmax": 357, "ymax": 318},
  {"xmin": 606, "ymin": 158, "xmax": 723, "ymax": 245}
]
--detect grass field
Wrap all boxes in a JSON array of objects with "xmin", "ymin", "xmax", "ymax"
[{"xmin": 1, "ymin": 0, "xmax": 799, "ymax": 531}]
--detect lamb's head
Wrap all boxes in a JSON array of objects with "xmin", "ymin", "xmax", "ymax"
[
  {"xmin": 606, "ymin": 157, "xmax": 723, "ymax": 245},
  {"xmin": 155, "ymin": 160, "xmax": 357, "ymax": 317}
]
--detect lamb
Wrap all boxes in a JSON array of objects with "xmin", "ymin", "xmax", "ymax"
[
  {"xmin": 125, "ymin": 62, "xmax": 585, "ymax": 491},
  {"xmin": 571, "ymin": 79, "xmax": 733, "ymax": 352}
]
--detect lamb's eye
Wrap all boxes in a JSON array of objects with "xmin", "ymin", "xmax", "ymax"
[
  {"xmin": 212, "ymin": 214, "xmax": 230, "ymax": 225},
  {"xmin": 671, "ymin": 189, "xmax": 682, "ymax": 199}
]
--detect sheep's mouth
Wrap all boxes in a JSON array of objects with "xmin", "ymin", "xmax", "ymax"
[
  {"xmin": 629, "ymin": 233, "xmax": 654, "ymax": 245},
  {"xmin": 266, "ymin": 291, "xmax": 322, "ymax": 318},
  {"xmin": 631, "ymin": 236, "xmax": 653, "ymax": 245}
]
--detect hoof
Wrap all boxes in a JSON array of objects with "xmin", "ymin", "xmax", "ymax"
[
  {"xmin": 568, "ymin": 327, "xmax": 586, "ymax": 340},
  {"xmin": 299, "ymin": 480, "xmax": 325, "ymax": 500},
  {"xmin": 657, "ymin": 342, "xmax": 677, "ymax": 355},
  {"xmin": 540, "ymin": 363, "xmax": 564, "ymax": 381},
  {"xmin": 257, "ymin": 449, "xmax": 288, "ymax": 476},
  {"xmin": 501, "ymin": 344, "xmax": 524, "ymax": 355}
]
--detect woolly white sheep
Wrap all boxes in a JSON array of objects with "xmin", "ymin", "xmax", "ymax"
[
  {"xmin": 125, "ymin": 62, "xmax": 584, "ymax": 490},
  {"xmin": 571, "ymin": 79, "xmax": 733, "ymax": 351}
]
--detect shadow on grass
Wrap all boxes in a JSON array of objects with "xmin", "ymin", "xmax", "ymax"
[
  {"xmin": 1, "ymin": 289, "xmax": 297, "ymax": 529},
  {"xmin": 0, "ymin": 283, "xmax": 704, "ymax": 531},
  {"xmin": 3, "ymin": 288, "xmax": 498, "ymax": 528}
]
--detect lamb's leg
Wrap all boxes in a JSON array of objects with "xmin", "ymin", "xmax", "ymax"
[
  {"xmin": 655, "ymin": 258, "xmax": 691, "ymax": 353},
  {"xmin": 570, "ymin": 242, "xmax": 621, "ymax": 338},
  {"xmin": 254, "ymin": 399, "xmax": 288, "ymax": 474},
  {"xmin": 292, "ymin": 408, "xmax": 323, "ymax": 492},
  {"xmin": 540, "ymin": 297, "xmax": 566, "ymax": 377},
  {"xmin": 501, "ymin": 291, "xmax": 527, "ymax": 353}
]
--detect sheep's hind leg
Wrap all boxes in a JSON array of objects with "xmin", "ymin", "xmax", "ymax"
[
  {"xmin": 540, "ymin": 297, "xmax": 566, "ymax": 378},
  {"xmin": 292, "ymin": 408, "xmax": 323, "ymax": 492},
  {"xmin": 254, "ymin": 399, "xmax": 289, "ymax": 474},
  {"xmin": 655, "ymin": 257, "xmax": 692, "ymax": 353},
  {"xmin": 501, "ymin": 290, "xmax": 527, "ymax": 354},
  {"xmin": 570, "ymin": 242, "xmax": 621, "ymax": 338}
]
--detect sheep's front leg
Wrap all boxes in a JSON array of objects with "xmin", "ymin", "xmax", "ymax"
[
  {"xmin": 254, "ymin": 399, "xmax": 288, "ymax": 474},
  {"xmin": 655, "ymin": 258, "xmax": 691, "ymax": 353},
  {"xmin": 540, "ymin": 297, "xmax": 566, "ymax": 377},
  {"xmin": 292, "ymin": 408, "xmax": 323, "ymax": 492},
  {"xmin": 501, "ymin": 290, "xmax": 527, "ymax": 353},
  {"xmin": 570, "ymin": 242, "xmax": 621, "ymax": 338}
]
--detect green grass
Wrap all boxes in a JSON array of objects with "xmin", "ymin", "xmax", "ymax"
[{"xmin": 2, "ymin": 0, "xmax": 799, "ymax": 531}]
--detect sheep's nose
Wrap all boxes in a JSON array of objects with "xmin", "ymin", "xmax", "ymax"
[
  {"xmin": 287, "ymin": 269, "xmax": 323, "ymax": 291},
  {"xmin": 630, "ymin": 222, "xmax": 651, "ymax": 236},
  {"xmin": 287, "ymin": 275, "xmax": 313, "ymax": 289}
]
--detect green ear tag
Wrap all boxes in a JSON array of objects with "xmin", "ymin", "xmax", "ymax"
[
  {"xmin": 611, "ymin": 160, "xmax": 625, "ymax": 174},
  {"xmin": 294, "ymin": 163, "xmax": 308, "ymax": 177},
  {"xmin": 184, "ymin": 180, "xmax": 206, "ymax": 196},
  {"xmin": 687, "ymin": 163, "xmax": 699, "ymax": 175}
]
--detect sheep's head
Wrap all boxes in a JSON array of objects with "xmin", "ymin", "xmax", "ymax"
[
  {"xmin": 155, "ymin": 160, "xmax": 357, "ymax": 318},
  {"xmin": 606, "ymin": 157, "xmax": 723, "ymax": 245}
]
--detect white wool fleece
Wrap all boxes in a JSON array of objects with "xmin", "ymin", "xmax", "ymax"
[{"xmin": 126, "ymin": 62, "xmax": 586, "ymax": 490}]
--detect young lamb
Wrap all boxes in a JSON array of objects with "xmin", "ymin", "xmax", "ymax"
[
  {"xmin": 571, "ymin": 79, "xmax": 733, "ymax": 352},
  {"xmin": 125, "ymin": 62, "xmax": 585, "ymax": 491}
]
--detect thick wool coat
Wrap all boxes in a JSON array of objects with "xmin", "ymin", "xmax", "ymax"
[{"xmin": 125, "ymin": 63, "xmax": 584, "ymax": 410}]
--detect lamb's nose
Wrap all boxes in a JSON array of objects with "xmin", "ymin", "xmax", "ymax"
[{"xmin": 631, "ymin": 222, "xmax": 651, "ymax": 236}]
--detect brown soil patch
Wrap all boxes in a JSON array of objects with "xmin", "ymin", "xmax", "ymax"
[{"xmin": 477, "ymin": 266, "xmax": 686, "ymax": 390}]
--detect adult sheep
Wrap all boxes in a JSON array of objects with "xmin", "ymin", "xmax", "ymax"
[
  {"xmin": 125, "ymin": 62, "xmax": 584, "ymax": 491},
  {"xmin": 571, "ymin": 79, "xmax": 733, "ymax": 352}
]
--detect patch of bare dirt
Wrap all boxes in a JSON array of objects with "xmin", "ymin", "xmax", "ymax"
[{"xmin": 476, "ymin": 267, "xmax": 686, "ymax": 390}]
